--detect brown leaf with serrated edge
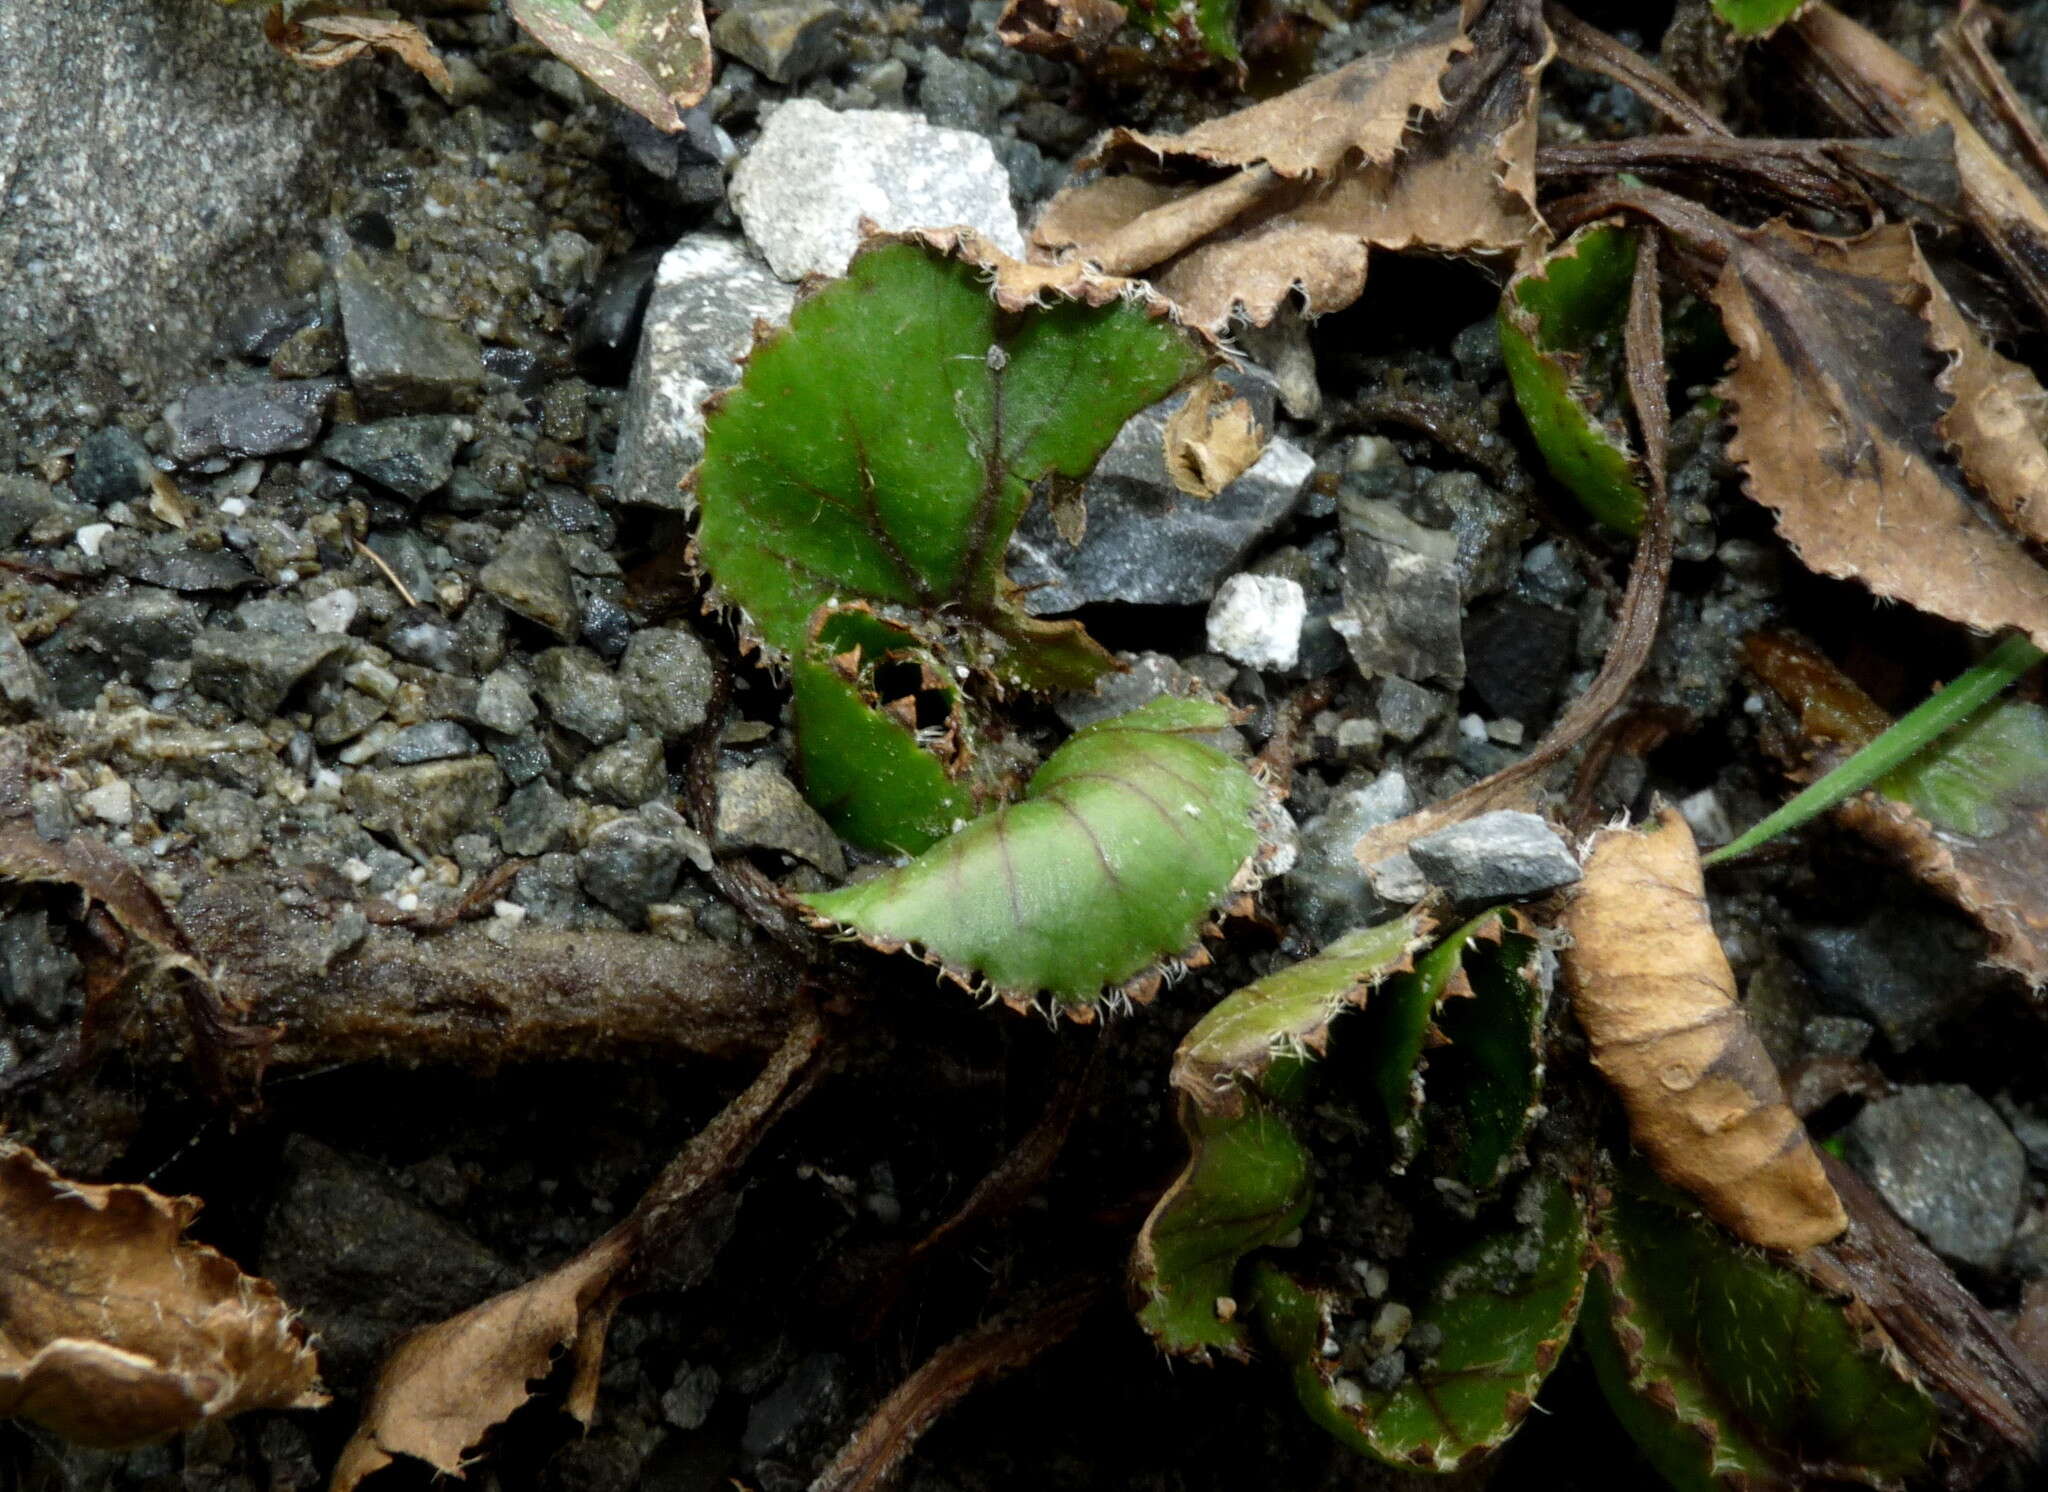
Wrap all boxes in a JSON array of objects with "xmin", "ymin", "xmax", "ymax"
[
  {"xmin": 1030, "ymin": 0, "xmax": 1550, "ymax": 330},
  {"xmin": 1774, "ymin": 4, "xmax": 2048, "ymax": 332},
  {"xmin": 996, "ymin": 0, "xmax": 1127, "ymax": 59},
  {"xmin": 1709, "ymin": 218, "xmax": 2048, "ymax": 650},
  {"xmin": 0, "ymin": 1143, "xmax": 323, "ymax": 1449},
  {"xmin": 1561, "ymin": 808, "xmax": 1846, "ymax": 1253},
  {"xmin": 1746, "ymin": 631, "xmax": 2048, "ymax": 990},
  {"xmin": 262, "ymin": 6, "xmax": 452, "ymax": 94},
  {"xmin": 331, "ymin": 1007, "xmax": 824, "ymax": 1491},
  {"xmin": 1162, "ymin": 378, "xmax": 1266, "ymax": 498}
]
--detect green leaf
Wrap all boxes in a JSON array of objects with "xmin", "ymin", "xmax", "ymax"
[
  {"xmin": 1705, "ymin": 631, "xmax": 2045, "ymax": 865},
  {"xmin": 1173, "ymin": 915, "xmax": 1432, "ymax": 1111},
  {"xmin": 799, "ymin": 697, "xmax": 1267, "ymax": 1012},
  {"xmin": 1428, "ymin": 925, "xmax": 1548, "ymax": 1192},
  {"xmin": 1358, "ymin": 911, "xmax": 1500, "ymax": 1172},
  {"xmin": 1134, "ymin": 1099, "xmax": 1311, "ymax": 1359},
  {"xmin": 1877, "ymin": 692, "xmax": 2048, "ymax": 838},
  {"xmin": 696, "ymin": 237, "xmax": 1208, "ymax": 683},
  {"xmin": 789, "ymin": 608, "xmax": 978, "ymax": 856},
  {"xmin": 1709, "ymin": 0, "xmax": 1810, "ymax": 39},
  {"xmin": 1499, "ymin": 222, "xmax": 1648, "ymax": 535},
  {"xmin": 1252, "ymin": 1173, "xmax": 1591, "ymax": 1472},
  {"xmin": 1587, "ymin": 1170, "xmax": 1939, "ymax": 1490},
  {"xmin": 507, "ymin": 0, "xmax": 713, "ymax": 131},
  {"xmin": 1128, "ymin": 0, "xmax": 1242, "ymax": 66}
]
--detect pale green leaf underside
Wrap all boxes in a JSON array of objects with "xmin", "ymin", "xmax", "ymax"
[
  {"xmin": 508, "ymin": 0, "xmax": 712, "ymax": 131},
  {"xmin": 1255, "ymin": 1174, "xmax": 1589, "ymax": 1471},
  {"xmin": 1589, "ymin": 1171, "xmax": 1938, "ymax": 1488},
  {"xmin": 800, "ymin": 696, "xmax": 1263, "ymax": 1008},
  {"xmin": 1710, "ymin": 0, "xmax": 1810, "ymax": 39},
  {"xmin": 1173, "ymin": 914, "xmax": 1431, "ymax": 1110}
]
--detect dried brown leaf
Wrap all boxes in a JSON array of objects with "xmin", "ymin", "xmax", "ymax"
[
  {"xmin": 1162, "ymin": 376, "xmax": 1267, "ymax": 497},
  {"xmin": 1776, "ymin": 3, "xmax": 2048, "ymax": 331},
  {"xmin": 331, "ymin": 1007, "xmax": 824, "ymax": 1491},
  {"xmin": 262, "ymin": 6, "xmax": 452, "ymax": 94},
  {"xmin": 1560, "ymin": 808, "xmax": 1847, "ymax": 1253},
  {"xmin": 1711, "ymin": 218, "xmax": 2048, "ymax": 650},
  {"xmin": 0, "ymin": 1143, "xmax": 323, "ymax": 1449},
  {"xmin": 1030, "ymin": 0, "xmax": 1551, "ymax": 329},
  {"xmin": 996, "ymin": 0, "xmax": 1127, "ymax": 59}
]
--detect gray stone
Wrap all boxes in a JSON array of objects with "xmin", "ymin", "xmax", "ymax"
[
  {"xmin": 260, "ymin": 1136, "xmax": 512, "ymax": 1384},
  {"xmin": 119, "ymin": 543, "xmax": 263, "ymax": 594},
  {"xmin": 730, "ymin": 100, "xmax": 1025, "ymax": 281},
  {"xmin": 1009, "ymin": 382, "xmax": 1311, "ymax": 613},
  {"xmin": 578, "ymin": 811, "xmax": 689, "ymax": 922},
  {"xmin": 190, "ymin": 629, "xmax": 348, "ymax": 721},
  {"xmin": 332, "ymin": 250, "xmax": 484, "ymax": 416},
  {"xmin": 1789, "ymin": 909, "xmax": 1982, "ymax": 1051},
  {"xmin": 1334, "ymin": 494, "xmax": 1464, "ymax": 686},
  {"xmin": 745, "ymin": 1352, "xmax": 847, "ymax": 1460},
  {"xmin": 1286, "ymin": 769, "xmax": 1415, "ymax": 944},
  {"xmin": 1056, "ymin": 652, "xmax": 1203, "ymax": 733},
  {"xmin": 0, "ymin": 477, "xmax": 87, "ymax": 546},
  {"xmin": 662, "ymin": 1363, "xmax": 721, "ymax": 1432},
  {"xmin": 216, "ymin": 288, "xmax": 318, "ymax": 361},
  {"xmin": 573, "ymin": 735, "xmax": 669, "ymax": 806},
  {"xmin": 0, "ymin": 0, "xmax": 368, "ymax": 449},
  {"xmin": 38, "ymin": 589, "xmax": 204, "ymax": 708},
  {"xmin": 381, "ymin": 613, "xmax": 461, "ymax": 673},
  {"xmin": 1802, "ymin": 1014, "xmax": 1874, "ymax": 1059},
  {"xmin": 1408, "ymin": 812, "xmax": 1581, "ymax": 903},
  {"xmin": 478, "ymin": 523, "xmax": 580, "ymax": 638},
  {"xmin": 714, "ymin": 763, "xmax": 845, "ymax": 876},
  {"xmin": 1431, "ymin": 470, "xmax": 1532, "ymax": 603},
  {"xmin": 613, "ymin": 235, "xmax": 798, "ymax": 513},
  {"xmin": 343, "ymin": 757, "xmax": 504, "ymax": 853},
  {"xmin": 185, "ymin": 787, "xmax": 264, "ymax": 862},
  {"xmin": 70, "ymin": 427, "xmax": 152, "ymax": 505},
  {"xmin": 383, "ymin": 720, "xmax": 480, "ymax": 766},
  {"xmin": 486, "ymin": 731, "xmax": 550, "ymax": 788},
  {"xmin": 1463, "ymin": 597, "xmax": 1575, "ymax": 724},
  {"xmin": 0, "ymin": 625, "xmax": 55, "ymax": 720},
  {"xmin": 1997, "ymin": 1094, "xmax": 2048, "ymax": 1174},
  {"xmin": 498, "ymin": 779, "xmax": 571, "ymax": 857},
  {"xmin": 0, "ymin": 910, "xmax": 82, "ymax": 1026},
  {"xmin": 1842, "ymin": 1085, "xmax": 2025, "ymax": 1271},
  {"xmin": 163, "ymin": 379, "xmax": 337, "ymax": 464},
  {"xmin": 271, "ymin": 324, "xmax": 344, "ymax": 380},
  {"xmin": 1206, "ymin": 574, "xmax": 1305, "ymax": 671},
  {"xmin": 475, "ymin": 666, "xmax": 539, "ymax": 735},
  {"xmin": 919, "ymin": 48, "xmax": 1013, "ymax": 133},
  {"xmin": 1376, "ymin": 677, "xmax": 1447, "ymax": 744},
  {"xmin": 320, "ymin": 416, "xmax": 469, "ymax": 500},
  {"xmin": 710, "ymin": 0, "xmax": 840, "ymax": 83},
  {"xmin": 619, "ymin": 627, "xmax": 716, "ymax": 741},
  {"xmin": 532, "ymin": 647, "xmax": 627, "ymax": 745}
]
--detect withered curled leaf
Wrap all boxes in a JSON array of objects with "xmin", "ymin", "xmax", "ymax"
[
  {"xmin": 261, "ymin": 5, "xmax": 452, "ymax": 93},
  {"xmin": 997, "ymin": 0, "xmax": 1129, "ymax": 60},
  {"xmin": 0, "ymin": 1142, "xmax": 324, "ymax": 1449},
  {"xmin": 1708, "ymin": 218, "xmax": 2048, "ymax": 651},
  {"xmin": 1030, "ymin": 0, "xmax": 1551, "ymax": 329},
  {"xmin": 1162, "ymin": 377, "xmax": 1268, "ymax": 499},
  {"xmin": 332, "ymin": 1009, "xmax": 823, "ymax": 1490},
  {"xmin": 1560, "ymin": 808, "xmax": 1846, "ymax": 1252}
]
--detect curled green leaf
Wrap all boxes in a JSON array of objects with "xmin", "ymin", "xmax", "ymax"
[
  {"xmin": 1252, "ymin": 1173, "xmax": 1591, "ymax": 1472},
  {"xmin": 800, "ymin": 696, "xmax": 1269, "ymax": 1013},
  {"xmin": 1134, "ymin": 1099, "xmax": 1310, "ymax": 1359},
  {"xmin": 1173, "ymin": 915, "xmax": 1432, "ymax": 1113},
  {"xmin": 1709, "ymin": 0, "xmax": 1810, "ymax": 39},
  {"xmin": 1358, "ymin": 911, "xmax": 1500, "ymax": 1173},
  {"xmin": 1129, "ymin": 0, "xmax": 1241, "ymax": 68},
  {"xmin": 508, "ymin": 0, "xmax": 712, "ymax": 131},
  {"xmin": 1586, "ymin": 1170, "xmax": 1938, "ymax": 1490},
  {"xmin": 1499, "ymin": 221, "xmax": 1648, "ymax": 535},
  {"xmin": 1428, "ymin": 923, "xmax": 1548, "ymax": 1192}
]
